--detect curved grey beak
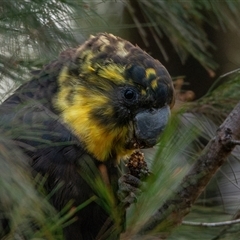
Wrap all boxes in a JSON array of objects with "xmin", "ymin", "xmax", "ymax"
[{"xmin": 134, "ymin": 105, "xmax": 170, "ymax": 148}]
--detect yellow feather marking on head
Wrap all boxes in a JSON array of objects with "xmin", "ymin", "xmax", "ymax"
[
  {"xmin": 146, "ymin": 68, "xmax": 159, "ymax": 89},
  {"xmin": 77, "ymin": 50, "xmax": 94, "ymax": 74},
  {"xmin": 55, "ymin": 87, "xmax": 71, "ymax": 110},
  {"xmin": 57, "ymin": 67, "xmax": 78, "ymax": 110},
  {"xmin": 151, "ymin": 79, "xmax": 158, "ymax": 89},
  {"xmin": 98, "ymin": 35, "xmax": 111, "ymax": 45},
  {"xmin": 146, "ymin": 68, "xmax": 156, "ymax": 79},
  {"xmin": 97, "ymin": 64, "xmax": 126, "ymax": 84},
  {"xmin": 116, "ymin": 41, "xmax": 129, "ymax": 57},
  {"xmin": 87, "ymin": 65, "xmax": 95, "ymax": 72},
  {"xmin": 141, "ymin": 89, "xmax": 147, "ymax": 95},
  {"xmin": 58, "ymin": 66, "xmax": 71, "ymax": 85}
]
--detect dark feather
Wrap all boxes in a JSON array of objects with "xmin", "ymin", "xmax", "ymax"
[{"xmin": 0, "ymin": 57, "xmax": 122, "ymax": 240}]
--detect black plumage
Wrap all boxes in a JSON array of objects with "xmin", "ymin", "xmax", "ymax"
[{"xmin": 0, "ymin": 33, "xmax": 174, "ymax": 239}]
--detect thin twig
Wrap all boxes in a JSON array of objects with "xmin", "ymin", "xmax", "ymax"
[{"xmin": 182, "ymin": 219, "xmax": 240, "ymax": 227}]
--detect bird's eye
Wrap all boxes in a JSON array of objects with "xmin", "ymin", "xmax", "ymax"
[{"xmin": 124, "ymin": 89, "xmax": 136, "ymax": 100}]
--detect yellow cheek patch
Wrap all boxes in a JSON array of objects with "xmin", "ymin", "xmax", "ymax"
[
  {"xmin": 60, "ymin": 99, "xmax": 131, "ymax": 161},
  {"xmin": 54, "ymin": 76, "xmax": 131, "ymax": 161}
]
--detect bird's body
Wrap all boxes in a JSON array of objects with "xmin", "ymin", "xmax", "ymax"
[{"xmin": 0, "ymin": 33, "xmax": 174, "ymax": 239}]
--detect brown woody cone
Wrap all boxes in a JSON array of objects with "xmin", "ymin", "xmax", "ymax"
[{"xmin": 126, "ymin": 150, "xmax": 150, "ymax": 180}]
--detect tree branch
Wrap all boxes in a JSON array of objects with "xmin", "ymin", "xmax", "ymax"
[{"xmin": 137, "ymin": 101, "xmax": 240, "ymax": 238}]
